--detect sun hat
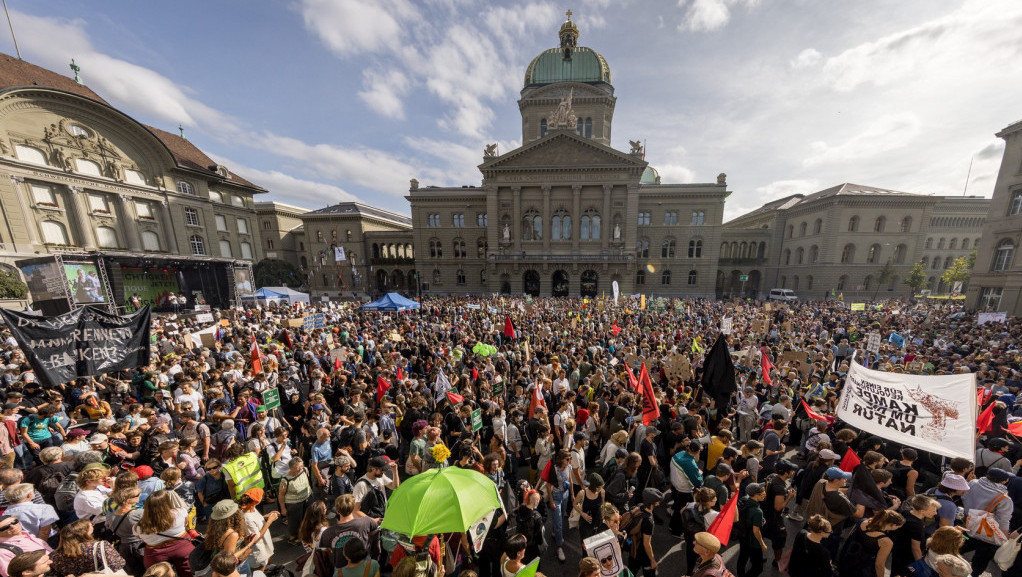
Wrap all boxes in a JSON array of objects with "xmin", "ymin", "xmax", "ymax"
[
  {"xmin": 694, "ymin": 532, "xmax": 721, "ymax": 554},
  {"xmin": 211, "ymin": 499, "xmax": 239, "ymax": 520}
]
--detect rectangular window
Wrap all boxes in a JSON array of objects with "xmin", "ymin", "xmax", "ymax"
[
  {"xmin": 135, "ymin": 201, "xmax": 152, "ymax": 218},
  {"xmin": 88, "ymin": 194, "xmax": 108, "ymax": 212},
  {"xmin": 477, "ymin": 213, "xmax": 488, "ymax": 227},
  {"xmin": 31, "ymin": 185, "xmax": 55, "ymax": 205},
  {"xmin": 980, "ymin": 287, "xmax": 1003, "ymax": 310},
  {"xmin": 452, "ymin": 213, "xmax": 465, "ymax": 227},
  {"xmin": 263, "ymin": 221, "xmax": 272, "ymax": 230},
  {"xmin": 637, "ymin": 212, "xmax": 651, "ymax": 226},
  {"xmin": 236, "ymin": 218, "xmax": 248, "ymax": 234},
  {"xmin": 240, "ymin": 242, "xmax": 253, "ymax": 260},
  {"xmin": 1011, "ymin": 190, "xmax": 1022, "ymax": 216},
  {"xmin": 184, "ymin": 208, "xmax": 199, "ymax": 226},
  {"xmin": 428, "ymin": 214, "xmax": 440, "ymax": 227},
  {"xmin": 215, "ymin": 215, "xmax": 227, "ymax": 232},
  {"xmin": 664, "ymin": 211, "xmax": 678, "ymax": 226}
]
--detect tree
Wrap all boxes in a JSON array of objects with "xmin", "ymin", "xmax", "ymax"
[
  {"xmin": 904, "ymin": 261, "xmax": 928, "ymax": 294},
  {"xmin": 0, "ymin": 269, "xmax": 27, "ymax": 299},
  {"xmin": 941, "ymin": 252, "xmax": 974, "ymax": 293},
  {"xmin": 253, "ymin": 258, "xmax": 305, "ymax": 289},
  {"xmin": 874, "ymin": 260, "xmax": 896, "ymax": 300}
]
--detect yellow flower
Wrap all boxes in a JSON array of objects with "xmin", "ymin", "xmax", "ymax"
[{"xmin": 431, "ymin": 443, "xmax": 451, "ymax": 463}]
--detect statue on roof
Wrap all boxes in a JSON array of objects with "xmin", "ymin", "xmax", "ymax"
[
  {"xmin": 484, "ymin": 143, "xmax": 498, "ymax": 158},
  {"xmin": 548, "ymin": 88, "xmax": 576, "ymax": 129},
  {"xmin": 629, "ymin": 140, "xmax": 643, "ymax": 156},
  {"xmin": 717, "ymin": 172, "xmax": 727, "ymax": 185}
]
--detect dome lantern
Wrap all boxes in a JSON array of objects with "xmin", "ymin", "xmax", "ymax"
[{"xmin": 559, "ymin": 9, "xmax": 579, "ymax": 58}]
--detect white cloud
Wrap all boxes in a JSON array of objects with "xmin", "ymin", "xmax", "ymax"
[
  {"xmin": 216, "ymin": 158, "xmax": 363, "ymax": 208},
  {"xmin": 358, "ymin": 69, "xmax": 410, "ymax": 119},
  {"xmin": 803, "ymin": 114, "xmax": 921, "ymax": 168},
  {"xmin": 678, "ymin": 0, "xmax": 760, "ymax": 32},
  {"xmin": 724, "ymin": 179, "xmax": 821, "ymax": 221},
  {"xmin": 298, "ymin": 0, "xmax": 417, "ymax": 57},
  {"xmin": 790, "ymin": 48, "xmax": 821, "ymax": 69}
]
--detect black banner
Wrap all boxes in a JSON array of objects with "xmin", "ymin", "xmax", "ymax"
[{"xmin": 0, "ymin": 306, "xmax": 151, "ymax": 386}]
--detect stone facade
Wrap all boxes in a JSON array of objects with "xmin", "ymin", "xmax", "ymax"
[
  {"xmin": 967, "ymin": 119, "xmax": 1022, "ymax": 316},
  {"xmin": 721, "ymin": 184, "xmax": 989, "ymax": 300},
  {"xmin": 254, "ymin": 201, "xmax": 307, "ymax": 266}
]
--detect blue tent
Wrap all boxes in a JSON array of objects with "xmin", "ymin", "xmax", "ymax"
[{"xmin": 360, "ymin": 292, "xmax": 420, "ymax": 312}]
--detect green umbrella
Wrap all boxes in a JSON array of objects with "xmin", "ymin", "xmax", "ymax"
[{"xmin": 381, "ymin": 467, "xmax": 501, "ymax": 536}]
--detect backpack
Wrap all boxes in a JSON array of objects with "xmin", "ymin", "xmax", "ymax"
[
  {"xmin": 36, "ymin": 466, "xmax": 66, "ymax": 506},
  {"xmin": 618, "ymin": 506, "xmax": 646, "ymax": 557},
  {"xmin": 54, "ymin": 472, "xmax": 80, "ymax": 513},
  {"xmin": 338, "ymin": 426, "xmax": 361, "ymax": 454},
  {"xmin": 356, "ymin": 477, "xmax": 387, "ymax": 519}
]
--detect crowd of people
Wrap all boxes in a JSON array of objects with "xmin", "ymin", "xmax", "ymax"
[{"xmin": 0, "ymin": 295, "xmax": 1017, "ymax": 577}]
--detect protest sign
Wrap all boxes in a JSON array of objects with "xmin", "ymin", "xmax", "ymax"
[
  {"xmin": 469, "ymin": 509, "xmax": 499, "ymax": 553},
  {"xmin": 836, "ymin": 361, "xmax": 976, "ymax": 460},
  {"xmin": 866, "ymin": 332, "xmax": 881, "ymax": 353},
  {"xmin": 850, "ymin": 303, "xmax": 866, "ymax": 311},
  {"xmin": 583, "ymin": 529, "xmax": 624, "ymax": 577},
  {"xmin": 977, "ymin": 312, "xmax": 1007, "ymax": 325},
  {"xmin": 262, "ymin": 389, "xmax": 281, "ymax": 410},
  {"xmin": 471, "ymin": 408, "xmax": 483, "ymax": 432},
  {"xmin": 721, "ymin": 317, "xmax": 733, "ymax": 335}
]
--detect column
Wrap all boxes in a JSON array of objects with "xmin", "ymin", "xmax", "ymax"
[
  {"xmin": 571, "ymin": 185, "xmax": 581, "ymax": 252},
  {"xmin": 8, "ymin": 176, "xmax": 39, "ymax": 246},
  {"xmin": 542, "ymin": 185, "xmax": 551, "ymax": 252},
  {"xmin": 66, "ymin": 186, "xmax": 97, "ymax": 249},
  {"xmin": 512, "ymin": 187, "xmax": 521, "ymax": 252},
  {"xmin": 601, "ymin": 184, "xmax": 612, "ymax": 250},
  {"xmin": 159, "ymin": 200, "xmax": 180, "ymax": 253},
  {"xmin": 117, "ymin": 195, "xmax": 142, "ymax": 251}
]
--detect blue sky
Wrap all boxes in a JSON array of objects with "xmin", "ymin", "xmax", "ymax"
[{"xmin": 3, "ymin": 0, "xmax": 1019, "ymax": 220}]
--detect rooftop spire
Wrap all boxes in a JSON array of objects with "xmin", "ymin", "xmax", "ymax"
[
  {"xmin": 559, "ymin": 8, "xmax": 578, "ymax": 56},
  {"xmin": 69, "ymin": 58, "xmax": 82, "ymax": 84},
  {"xmin": 178, "ymin": 124, "xmax": 185, "ymax": 139}
]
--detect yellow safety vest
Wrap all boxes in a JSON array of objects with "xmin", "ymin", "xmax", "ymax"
[{"xmin": 223, "ymin": 452, "xmax": 263, "ymax": 500}]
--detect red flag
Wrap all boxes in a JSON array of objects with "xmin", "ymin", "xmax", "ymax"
[
  {"xmin": 977, "ymin": 402, "xmax": 996, "ymax": 435},
  {"xmin": 540, "ymin": 459, "xmax": 553, "ymax": 484},
  {"xmin": 397, "ymin": 366, "xmax": 404, "ymax": 381},
  {"xmin": 707, "ymin": 490, "xmax": 739, "ymax": 546},
  {"xmin": 334, "ymin": 357, "xmax": 342, "ymax": 371},
  {"xmin": 446, "ymin": 391, "xmax": 464, "ymax": 405},
  {"xmin": 638, "ymin": 363, "xmax": 660, "ymax": 426},
  {"xmin": 377, "ymin": 375, "xmax": 391, "ymax": 402},
  {"xmin": 611, "ymin": 322, "xmax": 621, "ymax": 336},
  {"xmin": 282, "ymin": 330, "xmax": 294, "ymax": 350},
  {"xmin": 839, "ymin": 448, "xmax": 860, "ymax": 472},
  {"xmin": 625, "ymin": 365, "xmax": 639, "ymax": 392},
  {"xmin": 503, "ymin": 315, "xmax": 517, "ymax": 339},
  {"xmin": 977, "ymin": 388, "xmax": 985, "ymax": 408},
  {"xmin": 1008, "ymin": 421, "xmax": 1022, "ymax": 436},
  {"xmin": 801, "ymin": 399, "xmax": 831, "ymax": 424},
  {"xmin": 527, "ymin": 383, "xmax": 546, "ymax": 419},
  {"xmin": 250, "ymin": 337, "xmax": 262, "ymax": 376},
  {"xmin": 760, "ymin": 349, "xmax": 774, "ymax": 386},
  {"xmin": 472, "ymin": 366, "xmax": 479, "ymax": 381}
]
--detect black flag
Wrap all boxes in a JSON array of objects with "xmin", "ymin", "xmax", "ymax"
[{"xmin": 700, "ymin": 334, "xmax": 737, "ymax": 410}]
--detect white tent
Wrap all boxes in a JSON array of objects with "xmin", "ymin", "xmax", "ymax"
[{"xmin": 241, "ymin": 286, "xmax": 311, "ymax": 306}]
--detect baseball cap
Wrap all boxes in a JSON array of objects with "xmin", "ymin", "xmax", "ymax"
[
  {"xmin": 81, "ymin": 462, "xmax": 111, "ymax": 473},
  {"xmin": 642, "ymin": 488, "xmax": 664, "ymax": 505},
  {"xmin": 368, "ymin": 455, "xmax": 390, "ymax": 470},
  {"xmin": 89, "ymin": 433, "xmax": 109, "ymax": 444},
  {"xmin": 745, "ymin": 483, "xmax": 766, "ymax": 496},
  {"xmin": 66, "ymin": 428, "xmax": 89, "ymax": 438},
  {"xmin": 818, "ymin": 449, "xmax": 841, "ymax": 461},
  {"xmin": 987, "ymin": 468, "xmax": 1010, "ymax": 483},
  {"xmin": 823, "ymin": 466, "xmax": 852, "ymax": 481},
  {"xmin": 133, "ymin": 465, "xmax": 154, "ymax": 480},
  {"xmin": 940, "ymin": 473, "xmax": 970, "ymax": 492},
  {"xmin": 775, "ymin": 460, "xmax": 799, "ymax": 474},
  {"xmin": 312, "ymin": 403, "xmax": 325, "ymax": 411}
]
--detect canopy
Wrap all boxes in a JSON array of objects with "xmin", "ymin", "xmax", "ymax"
[
  {"xmin": 241, "ymin": 287, "xmax": 310, "ymax": 305},
  {"xmin": 381, "ymin": 467, "xmax": 501, "ymax": 536},
  {"xmin": 360, "ymin": 292, "xmax": 420, "ymax": 312}
]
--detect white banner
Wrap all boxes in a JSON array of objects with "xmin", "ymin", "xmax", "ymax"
[
  {"xmin": 434, "ymin": 369, "xmax": 452, "ymax": 402},
  {"xmin": 978, "ymin": 312, "xmax": 1007, "ymax": 325},
  {"xmin": 866, "ymin": 332, "xmax": 881, "ymax": 353},
  {"xmin": 334, "ymin": 246, "xmax": 346, "ymax": 261},
  {"xmin": 721, "ymin": 317, "xmax": 733, "ymax": 335},
  {"xmin": 612, "ymin": 280, "xmax": 619, "ymax": 305},
  {"xmin": 836, "ymin": 361, "xmax": 977, "ymax": 461}
]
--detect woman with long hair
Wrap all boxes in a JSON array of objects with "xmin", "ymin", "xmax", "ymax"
[
  {"xmin": 604, "ymin": 452, "xmax": 640, "ymax": 511},
  {"xmin": 205, "ymin": 499, "xmax": 255, "ymax": 576},
  {"xmin": 837, "ymin": 510, "xmax": 905, "ymax": 577},
  {"xmin": 297, "ymin": 500, "xmax": 329, "ymax": 549},
  {"xmin": 681, "ymin": 487, "xmax": 719, "ymax": 573},
  {"xmin": 135, "ymin": 489, "xmax": 194, "ymax": 577},
  {"xmin": 50, "ymin": 518, "xmax": 127, "ymax": 576},
  {"xmin": 925, "ymin": 527, "xmax": 966, "ymax": 573}
]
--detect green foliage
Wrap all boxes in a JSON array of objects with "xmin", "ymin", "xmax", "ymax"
[
  {"xmin": 253, "ymin": 259, "xmax": 305, "ymax": 289},
  {"xmin": 941, "ymin": 254, "xmax": 972, "ymax": 287},
  {"xmin": 0, "ymin": 269, "xmax": 28, "ymax": 299},
  {"xmin": 905, "ymin": 261, "xmax": 928, "ymax": 292},
  {"xmin": 877, "ymin": 261, "xmax": 896, "ymax": 286}
]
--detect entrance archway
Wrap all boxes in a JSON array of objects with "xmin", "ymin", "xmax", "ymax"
[
  {"xmin": 552, "ymin": 270, "xmax": 569, "ymax": 297},
  {"xmin": 580, "ymin": 270, "xmax": 598, "ymax": 297},
  {"xmin": 523, "ymin": 270, "xmax": 540, "ymax": 297},
  {"xmin": 376, "ymin": 269, "xmax": 389, "ymax": 293},
  {"xmin": 500, "ymin": 274, "xmax": 511, "ymax": 295}
]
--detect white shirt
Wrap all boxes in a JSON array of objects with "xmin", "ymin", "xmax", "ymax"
[
  {"xmin": 73, "ymin": 486, "xmax": 111, "ymax": 524},
  {"xmin": 352, "ymin": 474, "xmax": 392, "ymax": 504}
]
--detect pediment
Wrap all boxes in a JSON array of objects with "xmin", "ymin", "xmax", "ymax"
[{"xmin": 480, "ymin": 131, "xmax": 646, "ymax": 173}]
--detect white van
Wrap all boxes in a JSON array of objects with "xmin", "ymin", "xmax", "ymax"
[{"xmin": 768, "ymin": 288, "xmax": 798, "ymax": 302}]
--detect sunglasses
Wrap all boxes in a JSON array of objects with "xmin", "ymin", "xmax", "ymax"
[{"xmin": 0, "ymin": 520, "xmax": 19, "ymax": 530}]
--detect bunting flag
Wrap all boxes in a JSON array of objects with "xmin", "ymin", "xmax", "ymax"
[
  {"xmin": 801, "ymin": 399, "xmax": 832, "ymax": 424},
  {"xmin": 611, "ymin": 322, "xmax": 621, "ymax": 336},
  {"xmin": 434, "ymin": 369, "xmax": 452, "ymax": 402},
  {"xmin": 839, "ymin": 448, "xmax": 861, "ymax": 473},
  {"xmin": 638, "ymin": 363, "xmax": 660, "ymax": 425},
  {"xmin": 707, "ymin": 490, "xmax": 739, "ymax": 546},
  {"xmin": 503, "ymin": 315, "xmax": 518, "ymax": 340},
  {"xmin": 700, "ymin": 334, "xmax": 737, "ymax": 410},
  {"xmin": 976, "ymin": 401, "xmax": 996, "ymax": 435},
  {"xmin": 527, "ymin": 382, "xmax": 546, "ymax": 419},
  {"xmin": 250, "ymin": 336, "xmax": 262, "ymax": 375},
  {"xmin": 377, "ymin": 375, "xmax": 391, "ymax": 402},
  {"xmin": 761, "ymin": 348, "xmax": 774, "ymax": 387},
  {"xmin": 472, "ymin": 366, "xmax": 480, "ymax": 382},
  {"xmin": 625, "ymin": 365, "xmax": 639, "ymax": 392},
  {"xmin": 446, "ymin": 391, "xmax": 464, "ymax": 405}
]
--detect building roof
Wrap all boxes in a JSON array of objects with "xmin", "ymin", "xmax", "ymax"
[
  {"xmin": 524, "ymin": 47, "xmax": 611, "ymax": 86},
  {"xmin": 797, "ymin": 182, "xmax": 924, "ymax": 203},
  {"xmin": 305, "ymin": 202, "xmax": 412, "ymax": 227},
  {"xmin": 640, "ymin": 166, "xmax": 660, "ymax": 184},
  {"xmin": 143, "ymin": 125, "xmax": 263, "ymax": 191},
  {"xmin": 0, "ymin": 53, "xmax": 107, "ymax": 103}
]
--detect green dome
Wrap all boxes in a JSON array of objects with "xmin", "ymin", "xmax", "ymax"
[
  {"xmin": 524, "ymin": 46, "xmax": 611, "ymax": 86},
  {"xmin": 641, "ymin": 166, "xmax": 660, "ymax": 184}
]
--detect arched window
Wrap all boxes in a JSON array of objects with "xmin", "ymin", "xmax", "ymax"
[
  {"xmin": 96, "ymin": 226, "xmax": 118, "ymax": 249},
  {"xmin": 372, "ymin": 244, "xmax": 380, "ymax": 259},
  {"xmin": 730, "ymin": 242, "xmax": 738, "ymax": 257},
  {"xmin": 937, "ymin": 238, "xmax": 946, "ymax": 249},
  {"xmin": 456, "ymin": 269, "xmax": 466, "ymax": 285},
  {"xmin": 453, "ymin": 238, "xmax": 466, "ymax": 258},
  {"xmin": 943, "ymin": 256, "xmax": 952, "ymax": 269},
  {"xmin": 580, "ymin": 210, "xmax": 600, "ymax": 240},
  {"xmin": 689, "ymin": 239, "xmax": 702, "ymax": 258},
  {"xmin": 758, "ymin": 242, "xmax": 766, "ymax": 258},
  {"xmin": 783, "ymin": 249, "xmax": 791, "ymax": 265},
  {"xmin": 477, "ymin": 238, "xmax": 487, "ymax": 258},
  {"xmin": 522, "ymin": 210, "xmax": 542, "ymax": 240},
  {"xmin": 925, "ymin": 238, "xmax": 933, "ymax": 249},
  {"xmin": 429, "ymin": 238, "xmax": 442, "ymax": 258},
  {"xmin": 961, "ymin": 238, "xmax": 970, "ymax": 250},
  {"xmin": 900, "ymin": 216, "xmax": 912, "ymax": 232},
  {"xmin": 809, "ymin": 245, "xmax": 819, "ymax": 264},
  {"xmin": 636, "ymin": 238, "xmax": 649, "ymax": 258},
  {"xmin": 786, "ymin": 225, "xmax": 793, "ymax": 239},
  {"xmin": 874, "ymin": 216, "xmax": 885, "ymax": 233},
  {"xmin": 40, "ymin": 220, "xmax": 68, "ymax": 245},
  {"xmin": 948, "ymin": 238, "xmax": 957, "ymax": 250},
  {"xmin": 796, "ymin": 247, "xmax": 804, "ymax": 264},
  {"xmin": 933, "ymin": 258, "xmax": 941, "ymax": 270},
  {"xmin": 75, "ymin": 158, "xmax": 102, "ymax": 176},
  {"xmin": 837, "ymin": 275, "xmax": 847, "ymax": 290},
  {"xmin": 994, "ymin": 239, "xmax": 1015, "ymax": 271},
  {"xmin": 720, "ymin": 242, "xmax": 729, "ymax": 258},
  {"xmin": 691, "ymin": 211, "xmax": 705, "ymax": 225},
  {"xmin": 141, "ymin": 231, "xmax": 160, "ymax": 251},
  {"xmin": 739, "ymin": 242, "xmax": 748, "ymax": 258},
  {"xmin": 687, "ymin": 270, "xmax": 697, "ymax": 285},
  {"xmin": 14, "ymin": 145, "xmax": 48, "ymax": 166},
  {"xmin": 480, "ymin": 269, "xmax": 487, "ymax": 285},
  {"xmin": 661, "ymin": 270, "xmax": 671, "ymax": 285},
  {"xmin": 841, "ymin": 244, "xmax": 855, "ymax": 263},
  {"xmin": 661, "ymin": 238, "xmax": 676, "ymax": 258},
  {"xmin": 189, "ymin": 235, "xmax": 206, "ymax": 255},
  {"xmin": 848, "ymin": 216, "xmax": 859, "ymax": 232},
  {"xmin": 863, "ymin": 275, "xmax": 873, "ymax": 291},
  {"xmin": 806, "ymin": 275, "xmax": 814, "ymax": 290},
  {"xmin": 219, "ymin": 240, "xmax": 233, "ymax": 257},
  {"xmin": 798, "ymin": 222, "xmax": 807, "ymax": 237},
  {"xmin": 177, "ymin": 181, "xmax": 194, "ymax": 195},
  {"xmin": 792, "ymin": 276, "xmax": 799, "ymax": 291},
  {"xmin": 813, "ymin": 219, "xmax": 823, "ymax": 235},
  {"xmin": 540, "ymin": 118, "xmax": 547, "ymax": 138},
  {"xmin": 635, "ymin": 269, "xmax": 646, "ymax": 285},
  {"xmin": 867, "ymin": 244, "xmax": 881, "ymax": 264},
  {"xmin": 894, "ymin": 244, "xmax": 907, "ymax": 264},
  {"xmin": 920, "ymin": 257, "xmax": 929, "ymax": 268},
  {"xmin": 551, "ymin": 210, "xmax": 571, "ymax": 240}
]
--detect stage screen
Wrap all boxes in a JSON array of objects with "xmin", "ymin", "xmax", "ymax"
[
  {"xmin": 20, "ymin": 261, "xmax": 64, "ymax": 302},
  {"xmin": 64, "ymin": 262, "xmax": 106, "ymax": 304}
]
